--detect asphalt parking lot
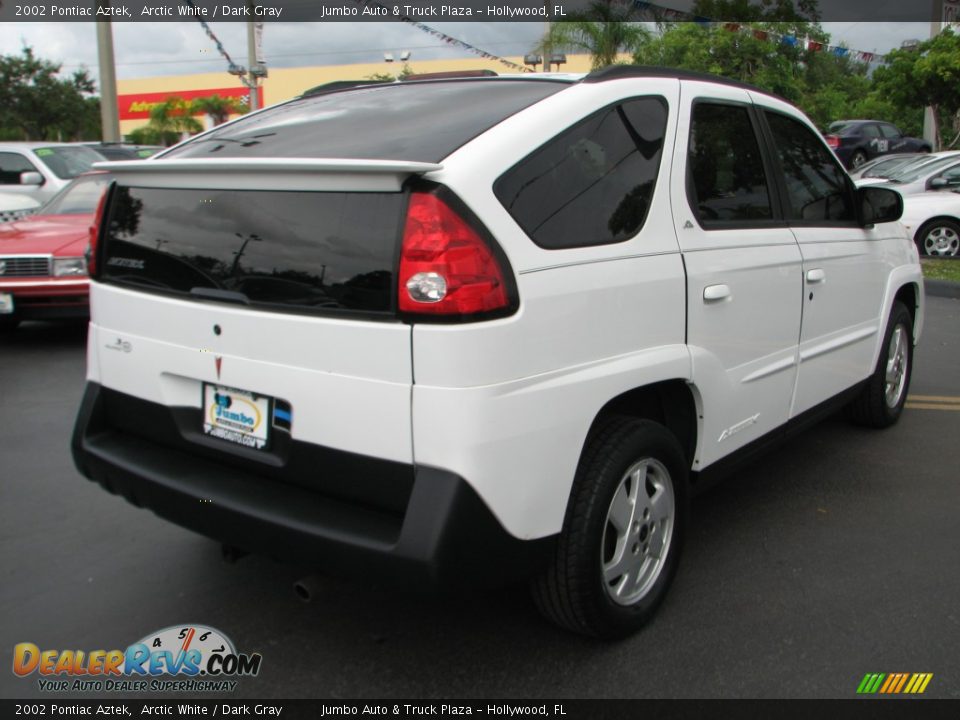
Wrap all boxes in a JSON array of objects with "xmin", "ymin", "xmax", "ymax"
[{"xmin": 1, "ymin": 294, "xmax": 958, "ymax": 700}]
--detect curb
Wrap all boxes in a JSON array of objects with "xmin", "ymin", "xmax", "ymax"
[{"xmin": 924, "ymin": 279, "xmax": 960, "ymax": 299}]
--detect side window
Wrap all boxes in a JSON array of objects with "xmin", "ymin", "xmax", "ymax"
[
  {"xmin": 879, "ymin": 124, "xmax": 901, "ymax": 139},
  {"xmin": 764, "ymin": 111, "xmax": 856, "ymax": 223},
  {"xmin": 861, "ymin": 124, "xmax": 881, "ymax": 139},
  {"xmin": 0, "ymin": 153, "xmax": 39, "ymax": 185},
  {"xmin": 494, "ymin": 97, "xmax": 668, "ymax": 250},
  {"xmin": 686, "ymin": 102, "xmax": 772, "ymax": 225}
]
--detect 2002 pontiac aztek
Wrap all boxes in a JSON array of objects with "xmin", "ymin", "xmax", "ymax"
[{"xmin": 72, "ymin": 67, "xmax": 923, "ymax": 638}]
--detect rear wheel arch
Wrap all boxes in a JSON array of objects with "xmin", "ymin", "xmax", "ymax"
[{"xmin": 584, "ymin": 380, "xmax": 698, "ymax": 470}]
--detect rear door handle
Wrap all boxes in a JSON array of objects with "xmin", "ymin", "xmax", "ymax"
[
  {"xmin": 806, "ymin": 269, "xmax": 826, "ymax": 284},
  {"xmin": 703, "ymin": 284, "xmax": 731, "ymax": 302}
]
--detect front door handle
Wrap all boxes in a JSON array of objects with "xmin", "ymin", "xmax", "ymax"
[
  {"xmin": 806, "ymin": 268, "xmax": 826, "ymax": 284},
  {"xmin": 703, "ymin": 284, "xmax": 731, "ymax": 302}
]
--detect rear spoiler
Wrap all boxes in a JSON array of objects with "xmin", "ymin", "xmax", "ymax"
[{"xmin": 92, "ymin": 158, "xmax": 443, "ymax": 193}]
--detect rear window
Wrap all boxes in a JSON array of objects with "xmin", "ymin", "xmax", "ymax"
[
  {"xmin": 101, "ymin": 186, "xmax": 405, "ymax": 315},
  {"xmin": 828, "ymin": 122, "xmax": 859, "ymax": 136},
  {"xmin": 162, "ymin": 80, "xmax": 566, "ymax": 163}
]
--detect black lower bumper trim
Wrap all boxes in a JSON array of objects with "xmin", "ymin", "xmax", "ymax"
[{"xmin": 72, "ymin": 382, "xmax": 554, "ymax": 589}]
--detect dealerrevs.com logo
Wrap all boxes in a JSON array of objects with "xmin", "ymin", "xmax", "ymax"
[{"xmin": 12, "ymin": 624, "xmax": 262, "ymax": 693}]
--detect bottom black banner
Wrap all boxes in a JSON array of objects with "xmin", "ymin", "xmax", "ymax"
[{"xmin": 2, "ymin": 699, "xmax": 959, "ymax": 720}]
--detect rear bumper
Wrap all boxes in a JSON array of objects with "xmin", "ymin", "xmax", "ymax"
[{"xmin": 72, "ymin": 382, "xmax": 552, "ymax": 588}]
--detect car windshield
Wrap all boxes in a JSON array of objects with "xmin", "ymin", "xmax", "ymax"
[
  {"xmin": 39, "ymin": 174, "xmax": 109, "ymax": 215},
  {"xmin": 861, "ymin": 156, "xmax": 921, "ymax": 178},
  {"xmin": 887, "ymin": 155, "xmax": 960, "ymax": 183},
  {"xmin": 34, "ymin": 146, "xmax": 106, "ymax": 179}
]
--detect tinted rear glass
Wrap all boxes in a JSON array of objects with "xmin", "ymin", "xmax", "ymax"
[
  {"xmin": 101, "ymin": 187, "xmax": 404, "ymax": 315},
  {"xmin": 494, "ymin": 97, "xmax": 668, "ymax": 249},
  {"xmin": 162, "ymin": 80, "xmax": 566, "ymax": 163}
]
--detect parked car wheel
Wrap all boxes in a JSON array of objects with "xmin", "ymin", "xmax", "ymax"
[
  {"xmin": 917, "ymin": 219, "xmax": 960, "ymax": 256},
  {"xmin": 850, "ymin": 150, "xmax": 868, "ymax": 169},
  {"xmin": 847, "ymin": 302, "xmax": 913, "ymax": 428},
  {"xmin": 532, "ymin": 417, "xmax": 688, "ymax": 638}
]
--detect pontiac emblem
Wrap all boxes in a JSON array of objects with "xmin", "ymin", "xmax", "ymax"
[
  {"xmin": 0, "ymin": 261, "xmax": 6, "ymax": 275},
  {"xmin": 215, "ymin": 356, "xmax": 222, "ymax": 380}
]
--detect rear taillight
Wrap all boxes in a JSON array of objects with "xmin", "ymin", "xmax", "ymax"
[
  {"xmin": 86, "ymin": 187, "xmax": 110, "ymax": 279},
  {"xmin": 398, "ymin": 190, "xmax": 514, "ymax": 319},
  {"xmin": 825, "ymin": 134, "xmax": 840, "ymax": 149}
]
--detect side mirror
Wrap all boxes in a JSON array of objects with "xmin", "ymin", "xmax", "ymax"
[
  {"xmin": 929, "ymin": 176, "xmax": 960, "ymax": 190},
  {"xmin": 859, "ymin": 186, "xmax": 902, "ymax": 227},
  {"xmin": 19, "ymin": 171, "xmax": 43, "ymax": 186}
]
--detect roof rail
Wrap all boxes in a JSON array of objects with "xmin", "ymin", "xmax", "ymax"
[
  {"xmin": 583, "ymin": 65, "xmax": 786, "ymax": 101},
  {"xmin": 401, "ymin": 70, "xmax": 498, "ymax": 81},
  {"xmin": 301, "ymin": 79, "xmax": 392, "ymax": 97}
]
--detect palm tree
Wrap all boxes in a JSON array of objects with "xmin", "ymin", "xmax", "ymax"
[
  {"xmin": 191, "ymin": 94, "xmax": 248, "ymax": 126},
  {"xmin": 535, "ymin": 0, "xmax": 652, "ymax": 70},
  {"xmin": 147, "ymin": 97, "xmax": 203, "ymax": 145}
]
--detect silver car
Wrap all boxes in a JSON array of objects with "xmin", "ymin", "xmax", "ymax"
[
  {"xmin": 0, "ymin": 143, "xmax": 106, "ymax": 204},
  {"xmin": 854, "ymin": 151, "xmax": 960, "ymax": 195}
]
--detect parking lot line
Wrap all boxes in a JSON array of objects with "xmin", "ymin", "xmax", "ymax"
[
  {"xmin": 908, "ymin": 395, "xmax": 960, "ymax": 403},
  {"xmin": 905, "ymin": 395, "xmax": 960, "ymax": 411}
]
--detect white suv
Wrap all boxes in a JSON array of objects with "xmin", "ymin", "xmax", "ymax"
[{"xmin": 72, "ymin": 68, "xmax": 923, "ymax": 638}]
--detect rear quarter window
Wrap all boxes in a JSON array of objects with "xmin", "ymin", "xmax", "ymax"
[{"xmin": 494, "ymin": 97, "xmax": 668, "ymax": 250}]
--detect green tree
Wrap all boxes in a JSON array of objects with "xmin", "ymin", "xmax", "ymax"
[
  {"xmin": 633, "ymin": 20, "xmax": 875, "ymax": 130},
  {"xmin": 535, "ymin": 0, "xmax": 651, "ymax": 70},
  {"xmin": 0, "ymin": 46, "xmax": 99, "ymax": 140},
  {"xmin": 872, "ymin": 28, "xmax": 960, "ymax": 148},
  {"xmin": 191, "ymin": 94, "xmax": 248, "ymax": 126},
  {"xmin": 144, "ymin": 97, "xmax": 203, "ymax": 146}
]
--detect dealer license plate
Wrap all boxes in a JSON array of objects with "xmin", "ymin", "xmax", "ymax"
[
  {"xmin": 202, "ymin": 384, "xmax": 271, "ymax": 450},
  {"xmin": 0, "ymin": 293, "xmax": 13, "ymax": 314}
]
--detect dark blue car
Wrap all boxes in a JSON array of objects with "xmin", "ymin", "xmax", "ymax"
[{"xmin": 824, "ymin": 120, "xmax": 930, "ymax": 170}]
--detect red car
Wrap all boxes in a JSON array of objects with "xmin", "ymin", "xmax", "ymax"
[{"xmin": 0, "ymin": 173, "xmax": 108, "ymax": 331}]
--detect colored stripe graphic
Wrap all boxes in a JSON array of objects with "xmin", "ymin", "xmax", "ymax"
[
  {"xmin": 857, "ymin": 673, "xmax": 933, "ymax": 694},
  {"xmin": 905, "ymin": 395, "xmax": 960, "ymax": 412}
]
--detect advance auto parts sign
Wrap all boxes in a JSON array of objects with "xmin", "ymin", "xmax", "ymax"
[
  {"xmin": 12, "ymin": 624, "xmax": 262, "ymax": 693},
  {"xmin": 118, "ymin": 87, "xmax": 263, "ymax": 120}
]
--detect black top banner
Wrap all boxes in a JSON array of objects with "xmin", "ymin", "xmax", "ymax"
[{"xmin": 0, "ymin": 0, "xmax": 956, "ymax": 23}]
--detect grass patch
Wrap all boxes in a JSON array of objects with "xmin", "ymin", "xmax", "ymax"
[{"xmin": 921, "ymin": 259, "xmax": 960, "ymax": 283}]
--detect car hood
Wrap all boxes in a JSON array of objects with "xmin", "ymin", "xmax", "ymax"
[
  {"xmin": 0, "ymin": 193, "xmax": 42, "ymax": 212},
  {"xmin": 0, "ymin": 214, "xmax": 92, "ymax": 256}
]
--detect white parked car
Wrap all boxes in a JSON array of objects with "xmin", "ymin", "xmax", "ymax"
[
  {"xmin": 0, "ymin": 143, "xmax": 106, "ymax": 204},
  {"xmin": 901, "ymin": 190, "xmax": 960, "ymax": 256},
  {"xmin": 72, "ymin": 68, "xmax": 923, "ymax": 638},
  {"xmin": 854, "ymin": 150, "xmax": 960, "ymax": 194},
  {"xmin": 0, "ymin": 191, "xmax": 41, "ymax": 223}
]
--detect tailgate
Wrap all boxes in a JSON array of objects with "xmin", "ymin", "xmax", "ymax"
[{"xmin": 87, "ymin": 159, "xmax": 433, "ymax": 499}]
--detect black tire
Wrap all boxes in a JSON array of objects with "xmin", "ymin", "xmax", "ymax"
[
  {"xmin": 0, "ymin": 317, "xmax": 20, "ymax": 333},
  {"xmin": 532, "ymin": 417, "xmax": 688, "ymax": 638},
  {"xmin": 847, "ymin": 301, "xmax": 913, "ymax": 428},
  {"xmin": 916, "ymin": 219, "xmax": 960, "ymax": 257},
  {"xmin": 850, "ymin": 150, "xmax": 868, "ymax": 169}
]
